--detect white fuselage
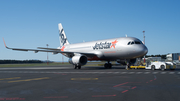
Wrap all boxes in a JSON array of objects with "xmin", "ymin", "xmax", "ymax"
[{"xmin": 63, "ymin": 37, "xmax": 148, "ymax": 61}]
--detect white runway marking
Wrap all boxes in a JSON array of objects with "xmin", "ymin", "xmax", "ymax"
[
  {"xmin": 0, "ymin": 67, "xmax": 71, "ymax": 70},
  {"xmin": 177, "ymin": 72, "xmax": 180, "ymax": 74},
  {"xmin": 152, "ymin": 72, "xmax": 158, "ymax": 74},
  {"xmin": 161, "ymin": 72, "xmax": 167, "ymax": 74},
  {"xmin": 144, "ymin": 72, "xmax": 150, "ymax": 74},
  {"xmin": 136, "ymin": 72, "xmax": 142, "ymax": 74},
  {"xmin": 169, "ymin": 72, "xmax": 175, "ymax": 74},
  {"xmin": 0, "ymin": 71, "xmax": 178, "ymax": 75},
  {"xmin": 128, "ymin": 72, "xmax": 135, "ymax": 74}
]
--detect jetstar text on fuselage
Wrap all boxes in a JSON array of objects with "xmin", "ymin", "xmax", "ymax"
[{"xmin": 93, "ymin": 40, "xmax": 118, "ymax": 50}]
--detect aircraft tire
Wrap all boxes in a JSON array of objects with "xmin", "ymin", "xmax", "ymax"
[
  {"xmin": 151, "ymin": 65, "xmax": 155, "ymax": 70},
  {"xmin": 161, "ymin": 65, "xmax": 165, "ymax": 71},
  {"xmin": 78, "ymin": 66, "xmax": 81, "ymax": 69},
  {"xmin": 104, "ymin": 63, "xmax": 108, "ymax": 69},
  {"xmin": 74, "ymin": 65, "xmax": 77, "ymax": 69},
  {"xmin": 108, "ymin": 63, "xmax": 112, "ymax": 69}
]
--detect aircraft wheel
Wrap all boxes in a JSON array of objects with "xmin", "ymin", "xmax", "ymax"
[
  {"xmin": 74, "ymin": 65, "xmax": 77, "ymax": 69},
  {"xmin": 161, "ymin": 65, "xmax": 165, "ymax": 71},
  {"xmin": 151, "ymin": 65, "xmax": 155, "ymax": 70},
  {"xmin": 108, "ymin": 63, "xmax": 112, "ymax": 69},
  {"xmin": 104, "ymin": 63, "xmax": 108, "ymax": 69},
  {"xmin": 78, "ymin": 66, "xmax": 81, "ymax": 69},
  {"xmin": 126, "ymin": 65, "xmax": 130, "ymax": 70}
]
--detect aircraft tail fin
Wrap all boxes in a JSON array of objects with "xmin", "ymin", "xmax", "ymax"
[{"xmin": 58, "ymin": 23, "xmax": 70, "ymax": 47}]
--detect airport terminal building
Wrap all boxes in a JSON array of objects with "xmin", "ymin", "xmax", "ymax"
[{"xmin": 166, "ymin": 53, "xmax": 180, "ymax": 61}]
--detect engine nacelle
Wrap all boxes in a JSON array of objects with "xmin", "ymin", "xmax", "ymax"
[{"xmin": 69, "ymin": 55, "xmax": 87, "ymax": 66}]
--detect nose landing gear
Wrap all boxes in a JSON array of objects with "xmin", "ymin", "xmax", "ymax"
[{"xmin": 104, "ymin": 61, "xmax": 112, "ymax": 69}]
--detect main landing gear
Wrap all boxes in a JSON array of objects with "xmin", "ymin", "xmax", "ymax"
[
  {"xmin": 104, "ymin": 61, "xmax": 112, "ymax": 69},
  {"xmin": 74, "ymin": 65, "xmax": 81, "ymax": 69},
  {"xmin": 126, "ymin": 64, "xmax": 130, "ymax": 70},
  {"xmin": 125, "ymin": 61, "xmax": 131, "ymax": 70}
]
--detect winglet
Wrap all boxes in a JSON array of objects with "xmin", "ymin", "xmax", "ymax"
[{"xmin": 2, "ymin": 38, "xmax": 7, "ymax": 48}]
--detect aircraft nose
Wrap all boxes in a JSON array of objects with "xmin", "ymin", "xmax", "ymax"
[
  {"xmin": 143, "ymin": 46, "xmax": 148, "ymax": 55},
  {"xmin": 137, "ymin": 45, "xmax": 148, "ymax": 56}
]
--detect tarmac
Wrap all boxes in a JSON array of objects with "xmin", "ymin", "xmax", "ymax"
[{"xmin": 0, "ymin": 65, "xmax": 180, "ymax": 101}]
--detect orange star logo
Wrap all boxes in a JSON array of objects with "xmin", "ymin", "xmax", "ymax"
[
  {"xmin": 61, "ymin": 45, "xmax": 65, "ymax": 51},
  {"xmin": 110, "ymin": 39, "xmax": 118, "ymax": 48}
]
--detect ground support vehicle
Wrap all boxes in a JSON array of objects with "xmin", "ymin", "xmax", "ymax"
[{"xmin": 145, "ymin": 61, "xmax": 176, "ymax": 70}]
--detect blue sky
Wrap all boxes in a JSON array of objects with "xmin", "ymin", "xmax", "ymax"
[{"xmin": 0, "ymin": 0, "xmax": 180, "ymax": 61}]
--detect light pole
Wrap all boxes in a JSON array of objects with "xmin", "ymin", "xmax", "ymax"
[
  {"xmin": 46, "ymin": 44, "xmax": 49, "ymax": 65},
  {"xmin": 143, "ymin": 31, "xmax": 145, "ymax": 45},
  {"xmin": 143, "ymin": 31, "xmax": 145, "ymax": 63}
]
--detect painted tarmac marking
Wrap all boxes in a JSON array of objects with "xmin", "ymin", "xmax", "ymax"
[
  {"xmin": 136, "ymin": 72, "xmax": 142, "ymax": 74},
  {"xmin": 0, "ymin": 71, "xmax": 179, "ymax": 75},
  {"xmin": 128, "ymin": 72, "xmax": 135, "ymax": 74},
  {"xmin": 0, "ymin": 97, "xmax": 25, "ymax": 100},
  {"xmin": 131, "ymin": 86, "xmax": 137, "ymax": 89},
  {"xmin": 113, "ymin": 72, "xmax": 120, "ymax": 74},
  {"xmin": 71, "ymin": 78, "xmax": 98, "ymax": 80},
  {"xmin": 161, "ymin": 72, "xmax": 167, "ymax": 74},
  {"xmin": 44, "ymin": 96, "xmax": 68, "ymax": 98},
  {"xmin": 113, "ymin": 82, "xmax": 140, "ymax": 87},
  {"xmin": 121, "ymin": 72, "xmax": 127, "ymax": 74},
  {"xmin": 7, "ymin": 77, "xmax": 50, "ymax": 83},
  {"xmin": 154, "ymin": 75, "xmax": 157, "ymax": 80},
  {"xmin": 92, "ymin": 95, "xmax": 116, "ymax": 97},
  {"xmin": 169, "ymin": 72, "xmax": 175, "ymax": 74},
  {"xmin": 144, "ymin": 72, "xmax": 150, "ymax": 74},
  {"xmin": 113, "ymin": 82, "xmax": 129, "ymax": 87},
  {"xmin": 146, "ymin": 76, "xmax": 157, "ymax": 83},
  {"xmin": 152, "ymin": 72, "xmax": 158, "ymax": 74},
  {"xmin": 0, "ymin": 77, "xmax": 21, "ymax": 81},
  {"xmin": 122, "ymin": 90, "xmax": 129, "ymax": 93}
]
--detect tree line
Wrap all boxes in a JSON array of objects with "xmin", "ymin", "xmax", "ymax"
[
  {"xmin": 145, "ymin": 54, "xmax": 167, "ymax": 59},
  {"xmin": 0, "ymin": 60, "xmax": 43, "ymax": 64}
]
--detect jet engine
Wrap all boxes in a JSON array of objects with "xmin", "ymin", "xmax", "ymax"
[{"xmin": 69, "ymin": 55, "xmax": 87, "ymax": 66}]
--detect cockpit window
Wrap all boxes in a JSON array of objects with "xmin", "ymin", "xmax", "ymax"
[
  {"xmin": 135, "ymin": 41, "xmax": 141, "ymax": 44},
  {"xmin": 127, "ymin": 40, "xmax": 142, "ymax": 45},
  {"xmin": 131, "ymin": 41, "xmax": 135, "ymax": 45}
]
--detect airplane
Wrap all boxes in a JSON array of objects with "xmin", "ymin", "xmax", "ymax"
[{"xmin": 3, "ymin": 23, "xmax": 148, "ymax": 69}]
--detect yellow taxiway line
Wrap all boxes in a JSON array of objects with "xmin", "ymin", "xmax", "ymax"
[
  {"xmin": 7, "ymin": 77, "xmax": 50, "ymax": 83},
  {"xmin": 0, "ymin": 77, "xmax": 21, "ymax": 80}
]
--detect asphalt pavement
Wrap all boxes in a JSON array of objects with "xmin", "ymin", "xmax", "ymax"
[{"xmin": 0, "ymin": 65, "xmax": 180, "ymax": 101}]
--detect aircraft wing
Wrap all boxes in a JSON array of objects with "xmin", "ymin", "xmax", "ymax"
[{"xmin": 3, "ymin": 38, "xmax": 96, "ymax": 57}]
